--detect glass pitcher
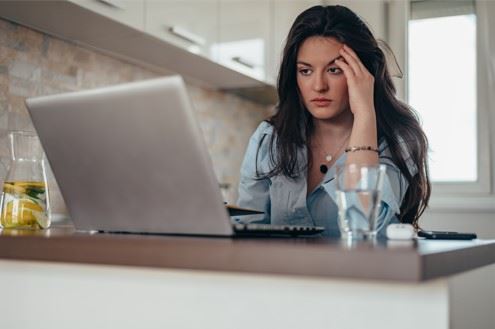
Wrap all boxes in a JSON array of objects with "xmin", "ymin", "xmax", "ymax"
[{"xmin": 0, "ymin": 131, "xmax": 50, "ymax": 229}]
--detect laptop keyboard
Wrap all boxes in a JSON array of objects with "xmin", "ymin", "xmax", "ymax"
[{"xmin": 233, "ymin": 223, "xmax": 324, "ymax": 236}]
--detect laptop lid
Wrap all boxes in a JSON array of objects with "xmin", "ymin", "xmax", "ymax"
[{"xmin": 25, "ymin": 76, "xmax": 234, "ymax": 236}]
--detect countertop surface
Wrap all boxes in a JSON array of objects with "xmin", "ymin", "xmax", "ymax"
[{"xmin": 1, "ymin": 225, "xmax": 495, "ymax": 282}]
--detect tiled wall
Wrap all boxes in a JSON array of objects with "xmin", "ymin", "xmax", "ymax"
[{"xmin": 0, "ymin": 19, "xmax": 269, "ymax": 217}]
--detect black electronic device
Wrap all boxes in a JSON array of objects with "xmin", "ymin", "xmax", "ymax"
[{"xmin": 417, "ymin": 230, "xmax": 477, "ymax": 240}]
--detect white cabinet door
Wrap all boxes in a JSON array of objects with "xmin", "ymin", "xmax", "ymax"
[
  {"xmin": 216, "ymin": 0, "xmax": 270, "ymax": 81},
  {"xmin": 145, "ymin": 0, "xmax": 218, "ymax": 58},
  {"xmin": 68, "ymin": 0, "xmax": 145, "ymax": 30},
  {"xmin": 269, "ymin": 1, "xmax": 322, "ymax": 84}
]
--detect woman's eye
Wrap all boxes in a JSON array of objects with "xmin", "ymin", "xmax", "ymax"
[
  {"xmin": 298, "ymin": 68, "xmax": 312, "ymax": 76},
  {"xmin": 328, "ymin": 67, "xmax": 342, "ymax": 74}
]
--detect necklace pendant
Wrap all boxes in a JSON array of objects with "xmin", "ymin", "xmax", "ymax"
[{"xmin": 325, "ymin": 154, "xmax": 333, "ymax": 162}]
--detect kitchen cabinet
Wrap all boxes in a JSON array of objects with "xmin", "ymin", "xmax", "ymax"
[
  {"xmin": 0, "ymin": 0, "xmax": 278, "ymax": 104},
  {"xmin": 68, "ymin": 0, "xmax": 145, "ymax": 30},
  {"xmin": 269, "ymin": 1, "xmax": 322, "ymax": 84},
  {"xmin": 216, "ymin": 0, "xmax": 271, "ymax": 81},
  {"xmin": 145, "ymin": 0, "xmax": 218, "ymax": 58}
]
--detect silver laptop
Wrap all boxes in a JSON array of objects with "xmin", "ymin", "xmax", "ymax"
[{"xmin": 25, "ymin": 76, "xmax": 324, "ymax": 237}]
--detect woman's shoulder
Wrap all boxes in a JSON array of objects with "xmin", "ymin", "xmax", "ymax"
[
  {"xmin": 251, "ymin": 120, "xmax": 274, "ymax": 140},
  {"xmin": 248, "ymin": 120, "xmax": 275, "ymax": 156},
  {"xmin": 242, "ymin": 121, "xmax": 275, "ymax": 174},
  {"xmin": 378, "ymin": 135, "xmax": 418, "ymax": 175},
  {"xmin": 378, "ymin": 134, "xmax": 411, "ymax": 154}
]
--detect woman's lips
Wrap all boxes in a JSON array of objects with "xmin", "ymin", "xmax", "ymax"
[{"xmin": 311, "ymin": 99, "xmax": 332, "ymax": 107}]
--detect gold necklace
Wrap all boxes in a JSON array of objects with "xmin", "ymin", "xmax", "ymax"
[{"xmin": 315, "ymin": 133, "xmax": 351, "ymax": 174}]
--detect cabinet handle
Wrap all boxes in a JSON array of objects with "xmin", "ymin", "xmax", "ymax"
[
  {"xmin": 95, "ymin": 0, "xmax": 125, "ymax": 10},
  {"xmin": 232, "ymin": 56, "xmax": 255, "ymax": 69},
  {"xmin": 168, "ymin": 26, "xmax": 206, "ymax": 46},
  {"xmin": 219, "ymin": 182, "xmax": 231, "ymax": 190}
]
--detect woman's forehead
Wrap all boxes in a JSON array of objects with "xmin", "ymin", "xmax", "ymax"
[{"xmin": 297, "ymin": 36, "xmax": 343, "ymax": 63}]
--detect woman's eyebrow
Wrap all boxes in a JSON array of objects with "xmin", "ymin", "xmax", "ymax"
[{"xmin": 296, "ymin": 55, "xmax": 343, "ymax": 67}]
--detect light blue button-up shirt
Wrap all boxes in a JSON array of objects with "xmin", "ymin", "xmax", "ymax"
[{"xmin": 236, "ymin": 121, "xmax": 417, "ymax": 237}]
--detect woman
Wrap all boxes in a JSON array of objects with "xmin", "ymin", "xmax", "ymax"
[{"xmin": 237, "ymin": 5, "xmax": 430, "ymax": 237}]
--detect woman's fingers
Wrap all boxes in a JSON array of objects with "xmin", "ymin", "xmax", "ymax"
[
  {"xmin": 346, "ymin": 47, "xmax": 370, "ymax": 74},
  {"xmin": 338, "ymin": 47, "xmax": 362, "ymax": 76},
  {"xmin": 334, "ymin": 57, "xmax": 355, "ymax": 81},
  {"xmin": 342, "ymin": 45, "xmax": 361, "ymax": 64},
  {"xmin": 340, "ymin": 45, "xmax": 369, "ymax": 77}
]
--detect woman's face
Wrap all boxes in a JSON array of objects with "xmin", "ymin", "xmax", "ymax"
[{"xmin": 296, "ymin": 36, "xmax": 350, "ymax": 121}]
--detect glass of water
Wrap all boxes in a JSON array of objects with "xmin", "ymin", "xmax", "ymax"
[{"xmin": 335, "ymin": 164, "xmax": 387, "ymax": 240}]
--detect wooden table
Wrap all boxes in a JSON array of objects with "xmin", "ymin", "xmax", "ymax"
[{"xmin": 1, "ymin": 226, "xmax": 494, "ymax": 329}]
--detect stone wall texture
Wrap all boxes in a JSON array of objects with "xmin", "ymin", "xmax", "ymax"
[{"xmin": 0, "ymin": 18, "xmax": 269, "ymax": 218}]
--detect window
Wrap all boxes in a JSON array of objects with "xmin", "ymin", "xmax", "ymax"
[
  {"xmin": 409, "ymin": 5, "xmax": 476, "ymax": 182},
  {"xmin": 406, "ymin": 0, "xmax": 491, "ymax": 195}
]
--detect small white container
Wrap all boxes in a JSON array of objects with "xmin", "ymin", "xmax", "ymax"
[{"xmin": 386, "ymin": 223, "xmax": 415, "ymax": 240}]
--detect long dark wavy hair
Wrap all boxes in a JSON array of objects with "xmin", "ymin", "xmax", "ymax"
[{"xmin": 259, "ymin": 5, "xmax": 430, "ymax": 228}]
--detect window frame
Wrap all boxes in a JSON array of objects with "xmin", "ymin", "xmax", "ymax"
[{"xmin": 387, "ymin": 0, "xmax": 494, "ymax": 210}]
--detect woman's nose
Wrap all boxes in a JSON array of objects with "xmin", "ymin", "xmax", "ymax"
[{"xmin": 313, "ymin": 73, "xmax": 329, "ymax": 92}]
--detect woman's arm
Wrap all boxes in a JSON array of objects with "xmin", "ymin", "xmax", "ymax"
[
  {"xmin": 335, "ymin": 44, "xmax": 379, "ymax": 166},
  {"xmin": 347, "ymin": 112, "xmax": 378, "ymax": 165},
  {"xmin": 236, "ymin": 122, "xmax": 272, "ymax": 224}
]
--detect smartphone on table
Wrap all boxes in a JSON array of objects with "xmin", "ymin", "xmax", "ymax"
[{"xmin": 417, "ymin": 230, "xmax": 477, "ymax": 240}]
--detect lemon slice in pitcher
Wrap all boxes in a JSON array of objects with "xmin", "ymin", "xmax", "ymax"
[
  {"xmin": 2, "ymin": 182, "xmax": 26, "ymax": 195},
  {"xmin": 32, "ymin": 210, "xmax": 49, "ymax": 229},
  {"xmin": 19, "ymin": 200, "xmax": 48, "ymax": 229}
]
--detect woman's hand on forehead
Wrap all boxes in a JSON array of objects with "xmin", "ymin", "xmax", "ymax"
[{"xmin": 334, "ymin": 44, "xmax": 375, "ymax": 117}]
